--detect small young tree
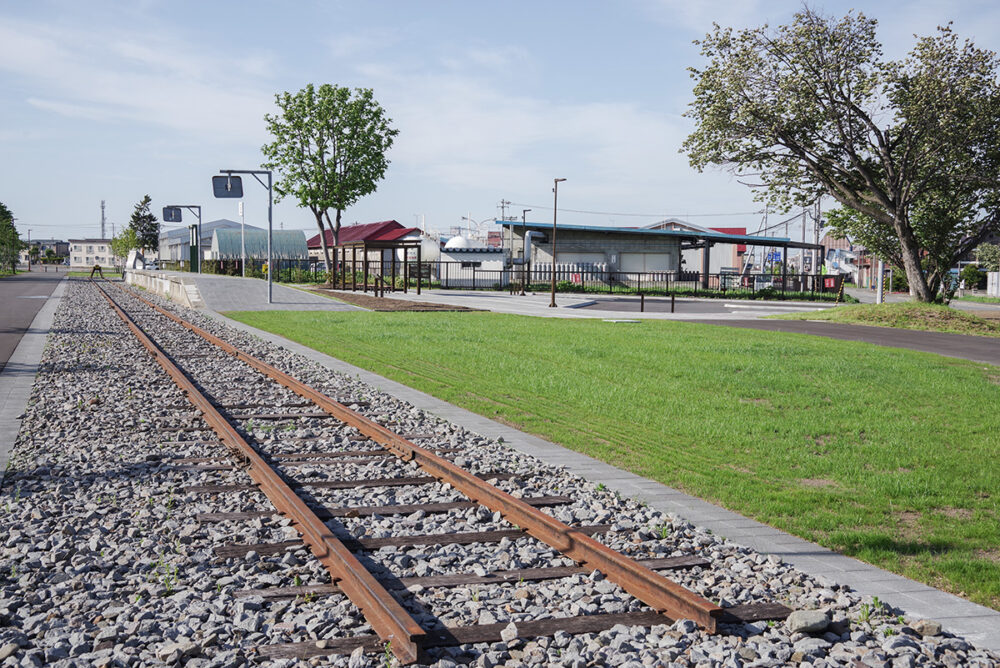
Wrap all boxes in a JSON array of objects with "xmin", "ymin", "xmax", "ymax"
[
  {"xmin": 960, "ymin": 264, "xmax": 986, "ymax": 290},
  {"xmin": 111, "ymin": 226, "xmax": 140, "ymax": 267},
  {"xmin": 262, "ymin": 84, "xmax": 399, "ymax": 281},
  {"xmin": 0, "ymin": 201, "xmax": 21, "ymax": 274},
  {"xmin": 976, "ymin": 243, "xmax": 1000, "ymax": 272},
  {"xmin": 128, "ymin": 195, "xmax": 160, "ymax": 252}
]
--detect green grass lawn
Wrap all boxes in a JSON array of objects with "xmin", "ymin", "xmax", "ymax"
[
  {"xmin": 225, "ymin": 310, "xmax": 1000, "ymax": 609},
  {"xmin": 774, "ymin": 302, "xmax": 1000, "ymax": 338}
]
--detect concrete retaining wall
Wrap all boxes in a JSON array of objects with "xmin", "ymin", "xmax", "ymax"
[{"xmin": 125, "ymin": 271, "xmax": 204, "ymax": 308}]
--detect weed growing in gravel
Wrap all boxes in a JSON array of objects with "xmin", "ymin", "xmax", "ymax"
[
  {"xmin": 595, "ymin": 483, "xmax": 606, "ymax": 492},
  {"xmin": 149, "ymin": 552, "xmax": 180, "ymax": 595},
  {"xmin": 383, "ymin": 642, "xmax": 393, "ymax": 668},
  {"xmin": 471, "ymin": 587, "xmax": 480, "ymax": 602},
  {"xmin": 293, "ymin": 574, "xmax": 302, "ymax": 587},
  {"xmin": 657, "ymin": 525, "xmax": 670, "ymax": 539},
  {"xmin": 859, "ymin": 596, "xmax": 887, "ymax": 623}
]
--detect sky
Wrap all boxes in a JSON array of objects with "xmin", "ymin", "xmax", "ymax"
[{"xmin": 2, "ymin": 0, "xmax": 999, "ymax": 243}]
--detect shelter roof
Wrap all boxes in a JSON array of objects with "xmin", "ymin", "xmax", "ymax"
[
  {"xmin": 500, "ymin": 221, "xmax": 821, "ymax": 250},
  {"xmin": 307, "ymin": 220, "xmax": 419, "ymax": 247}
]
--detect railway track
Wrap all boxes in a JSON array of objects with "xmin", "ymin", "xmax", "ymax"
[{"xmin": 91, "ymin": 278, "xmax": 792, "ymax": 664}]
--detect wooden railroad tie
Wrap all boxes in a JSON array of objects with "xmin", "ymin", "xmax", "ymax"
[
  {"xmin": 216, "ymin": 524, "xmax": 618, "ymax": 560},
  {"xmin": 197, "ymin": 495, "xmax": 572, "ymax": 523},
  {"xmin": 256, "ymin": 604, "xmax": 791, "ymax": 660},
  {"xmin": 184, "ymin": 471, "xmax": 517, "ymax": 494},
  {"xmin": 232, "ymin": 554, "xmax": 709, "ymax": 598}
]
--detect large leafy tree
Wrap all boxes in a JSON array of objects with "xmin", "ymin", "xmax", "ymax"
[
  {"xmin": 0, "ymin": 201, "xmax": 21, "ymax": 274},
  {"xmin": 261, "ymin": 84, "xmax": 398, "ymax": 278},
  {"xmin": 128, "ymin": 195, "xmax": 160, "ymax": 252},
  {"xmin": 683, "ymin": 8, "xmax": 1000, "ymax": 301}
]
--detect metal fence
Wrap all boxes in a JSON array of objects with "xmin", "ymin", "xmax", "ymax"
[{"xmin": 156, "ymin": 259, "xmax": 844, "ymax": 300}]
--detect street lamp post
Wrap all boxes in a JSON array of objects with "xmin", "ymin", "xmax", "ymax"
[
  {"xmin": 214, "ymin": 169, "xmax": 273, "ymax": 303},
  {"xmin": 520, "ymin": 209, "xmax": 531, "ymax": 295},
  {"xmin": 549, "ymin": 178, "xmax": 566, "ymax": 308},
  {"xmin": 164, "ymin": 205, "xmax": 202, "ymax": 272}
]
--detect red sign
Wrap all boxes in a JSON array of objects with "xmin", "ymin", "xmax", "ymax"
[
  {"xmin": 824, "ymin": 277, "xmax": 836, "ymax": 288},
  {"xmin": 571, "ymin": 273, "xmax": 582, "ymax": 284}
]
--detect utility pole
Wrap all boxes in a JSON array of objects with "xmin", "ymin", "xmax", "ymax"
[
  {"xmin": 549, "ymin": 179, "xmax": 566, "ymax": 308},
  {"xmin": 520, "ymin": 208, "xmax": 531, "ymax": 296},
  {"xmin": 499, "ymin": 199, "xmax": 511, "ymax": 222},
  {"xmin": 239, "ymin": 201, "xmax": 246, "ymax": 278},
  {"xmin": 814, "ymin": 200, "xmax": 821, "ymax": 275},
  {"xmin": 800, "ymin": 208, "xmax": 806, "ymax": 274},
  {"xmin": 101, "ymin": 200, "xmax": 106, "ymax": 239}
]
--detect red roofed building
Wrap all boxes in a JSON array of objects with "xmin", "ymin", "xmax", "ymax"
[{"xmin": 306, "ymin": 220, "xmax": 420, "ymax": 263}]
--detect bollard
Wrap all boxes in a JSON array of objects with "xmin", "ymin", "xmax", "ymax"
[
  {"xmin": 640, "ymin": 293, "xmax": 645, "ymax": 312},
  {"xmin": 671, "ymin": 294, "xmax": 675, "ymax": 313}
]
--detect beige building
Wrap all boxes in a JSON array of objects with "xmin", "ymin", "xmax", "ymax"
[{"xmin": 69, "ymin": 239, "xmax": 113, "ymax": 268}]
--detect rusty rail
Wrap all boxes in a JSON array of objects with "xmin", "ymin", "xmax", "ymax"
[
  {"xmin": 92, "ymin": 280, "xmax": 427, "ymax": 663},
  {"xmin": 111, "ymin": 281, "xmax": 724, "ymax": 631}
]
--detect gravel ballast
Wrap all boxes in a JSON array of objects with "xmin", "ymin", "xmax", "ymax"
[{"xmin": 0, "ymin": 279, "xmax": 997, "ymax": 667}]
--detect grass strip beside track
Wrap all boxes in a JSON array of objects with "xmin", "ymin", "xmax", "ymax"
[
  {"xmin": 772, "ymin": 302, "xmax": 1000, "ymax": 337},
  {"xmin": 224, "ymin": 309, "xmax": 1000, "ymax": 610}
]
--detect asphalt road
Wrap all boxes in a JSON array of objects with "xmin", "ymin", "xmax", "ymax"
[
  {"xmin": 692, "ymin": 318, "xmax": 1000, "ymax": 366},
  {"xmin": 0, "ymin": 269, "xmax": 65, "ymax": 372}
]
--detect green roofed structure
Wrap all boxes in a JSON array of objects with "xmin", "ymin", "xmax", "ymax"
[{"xmin": 210, "ymin": 229, "xmax": 308, "ymax": 260}]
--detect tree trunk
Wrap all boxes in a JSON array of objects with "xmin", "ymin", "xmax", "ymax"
[
  {"xmin": 322, "ymin": 210, "xmax": 342, "ymax": 282},
  {"xmin": 891, "ymin": 216, "xmax": 934, "ymax": 302},
  {"xmin": 313, "ymin": 210, "xmax": 333, "ymax": 285}
]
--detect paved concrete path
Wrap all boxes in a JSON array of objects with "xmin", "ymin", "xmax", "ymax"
[
  {"xmin": 208, "ymin": 308, "xmax": 1000, "ymax": 652},
  {"xmin": 692, "ymin": 319, "xmax": 1000, "ymax": 366},
  {"xmin": 0, "ymin": 276, "xmax": 66, "ymax": 486},
  {"xmin": 163, "ymin": 274, "xmax": 364, "ymax": 312},
  {"xmin": 361, "ymin": 288, "xmax": 827, "ymax": 320},
  {"xmin": 0, "ymin": 269, "xmax": 66, "ymax": 372}
]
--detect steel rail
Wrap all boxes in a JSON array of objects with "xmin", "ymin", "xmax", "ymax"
[
  {"xmin": 92, "ymin": 281, "xmax": 426, "ymax": 664},
  {"xmin": 112, "ymin": 282, "xmax": 724, "ymax": 631}
]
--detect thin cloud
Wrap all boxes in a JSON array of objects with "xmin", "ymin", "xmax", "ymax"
[{"xmin": 0, "ymin": 18, "xmax": 274, "ymax": 143}]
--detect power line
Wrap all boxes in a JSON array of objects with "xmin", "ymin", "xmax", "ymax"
[{"xmin": 508, "ymin": 202, "xmax": 764, "ymax": 218}]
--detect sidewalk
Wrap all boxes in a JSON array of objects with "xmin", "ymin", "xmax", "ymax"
[
  {"xmin": 0, "ymin": 277, "xmax": 66, "ymax": 486},
  {"xmin": 209, "ymin": 308, "xmax": 1000, "ymax": 652},
  {"xmin": 331, "ymin": 287, "xmax": 829, "ymax": 320}
]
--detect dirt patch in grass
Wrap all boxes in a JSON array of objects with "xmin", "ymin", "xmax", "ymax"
[
  {"xmin": 739, "ymin": 397, "xmax": 772, "ymax": 407},
  {"xmin": 937, "ymin": 507, "xmax": 974, "ymax": 520},
  {"xmin": 799, "ymin": 478, "xmax": 838, "ymax": 488},
  {"xmin": 773, "ymin": 302, "xmax": 1000, "ymax": 337},
  {"xmin": 895, "ymin": 510, "xmax": 922, "ymax": 540},
  {"xmin": 308, "ymin": 288, "xmax": 481, "ymax": 312},
  {"xmin": 975, "ymin": 549, "xmax": 1000, "ymax": 563}
]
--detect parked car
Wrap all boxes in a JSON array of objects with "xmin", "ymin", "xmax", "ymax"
[{"xmin": 144, "ymin": 260, "xmax": 159, "ymax": 270}]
